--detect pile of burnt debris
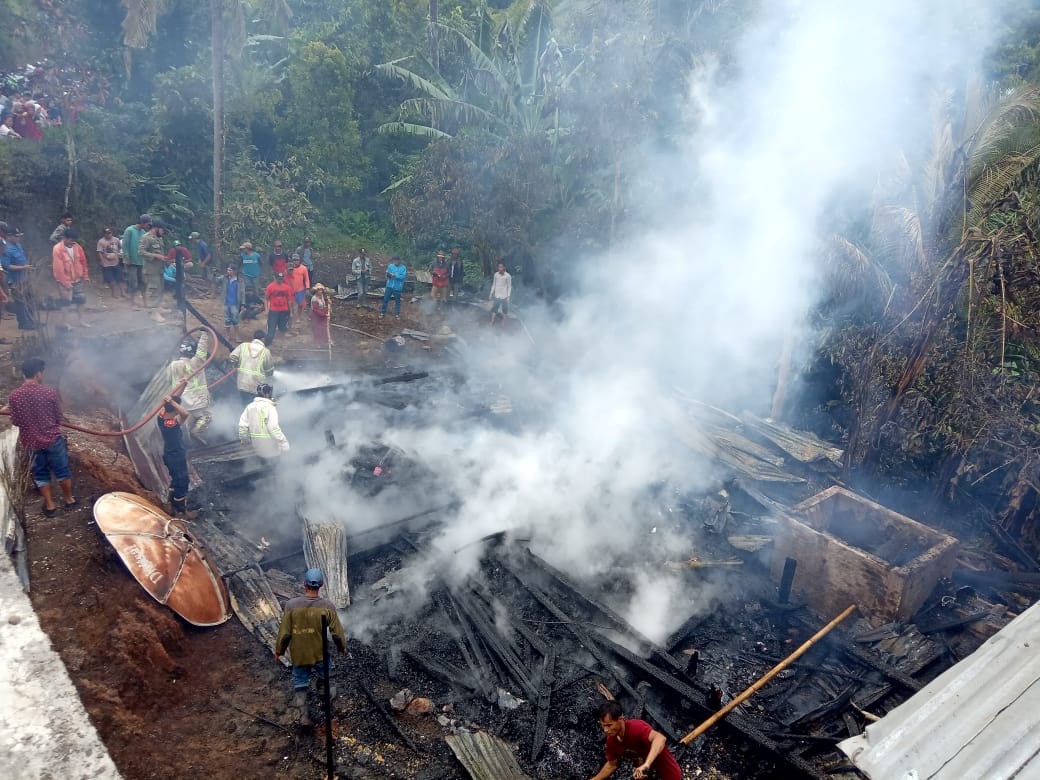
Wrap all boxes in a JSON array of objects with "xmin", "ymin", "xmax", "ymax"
[{"xmin": 110, "ymin": 357, "xmax": 1039, "ymax": 779}]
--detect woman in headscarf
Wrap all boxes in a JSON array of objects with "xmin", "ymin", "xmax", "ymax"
[{"xmin": 309, "ymin": 283, "xmax": 332, "ymax": 345}]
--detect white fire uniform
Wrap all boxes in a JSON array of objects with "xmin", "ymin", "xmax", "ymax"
[
  {"xmin": 229, "ymin": 338, "xmax": 273, "ymax": 393},
  {"xmin": 238, "ymin": 397, "xmax": 290, "ymax": 458}
]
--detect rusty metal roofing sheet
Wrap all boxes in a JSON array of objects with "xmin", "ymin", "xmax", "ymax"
[
  {"xmin": 445, "ymin": 731, "xmax": 532, "ymax": 780},
  {"xmin": 839, "ymin": 599, "xmax": 1040, "ymax": 779}
]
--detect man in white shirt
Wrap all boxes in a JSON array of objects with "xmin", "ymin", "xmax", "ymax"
[{"xmin": 489, "ymin": 262, "xmax": 512, "ymax": 325}]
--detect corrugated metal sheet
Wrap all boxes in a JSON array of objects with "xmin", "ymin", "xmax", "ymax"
[
  {"xmin": 445, "ymin": 731, "xmax": 532, "ymax": 780},
  {"xmin": 839, "ymin": 600, "xmax": 1040, "ymax": 779}
]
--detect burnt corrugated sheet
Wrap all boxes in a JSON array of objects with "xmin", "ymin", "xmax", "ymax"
[
  {"xmin": 445, "ymin": 731, "xmax": 532, "ymax": 780},
  {"xmin": 125, "ymin": 365, "xmax": 200, "ymax": 502},
  {"xmin": 839, "ymin": 600, "xmax": 1040, "ymax": 779}
]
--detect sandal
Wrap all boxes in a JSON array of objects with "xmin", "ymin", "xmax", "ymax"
[
  {"xmin": 64, "ymin": 498, "xmax": 79, "ymax": 509},
  {"xmin": 43, "ymin": 506, "xmax": 58, "ymax": 517}
]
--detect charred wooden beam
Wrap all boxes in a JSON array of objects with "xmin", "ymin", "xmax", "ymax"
[
  {"xmin": 792, "ymin": 616, "xmax": 922, "ymax": 693},
  {"xmin": 452, "ymin": 590, "xmax": 538, "ymax": 700},
  {"xmin": 521, "ymin": 549, "xmax": 686, "ymax": 675},
  {"xmin": 402, "ymin": 649, "xmax": 481, "ymax": 695},
  {"xmin": 836, "ymin": 642, "xmax": 922, "ymax": 693},
  {"xmin": 530, "ymin": 647, "xmax": 555, "ymax": 763},
  {"xmin": 360, "ymin": 682, "xmax": 426, "ymax": 754},
  {"xmin": 784, "ymin": 683, "xmax": 856, "ymax": 728},
  {"xmin": 438, "ymin": 594, "xmax": 497, "ymax": 702}
]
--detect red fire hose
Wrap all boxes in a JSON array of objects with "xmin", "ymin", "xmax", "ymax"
[{"xmin": 0, "ymin": 324, "xmax": 234, "ymax": 437}]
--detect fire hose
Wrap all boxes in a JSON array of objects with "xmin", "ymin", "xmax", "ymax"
[{"xmin": 0, "ymin": 324, "xmax": 236, "ymax": 437}]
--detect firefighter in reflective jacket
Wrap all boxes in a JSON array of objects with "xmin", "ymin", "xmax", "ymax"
[
  {"xmin": 169, "ymin": 332, "xmax": 212, "ymax": 444},
  {"xmin": 228, "ymin": 330, "xmax": 274, "ymax": 406},
  {"xmin": 238, "ymin": 383, "xmax": 290, "ymax": 458}
]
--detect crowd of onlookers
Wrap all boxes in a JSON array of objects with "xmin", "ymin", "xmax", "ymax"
[{"xmin": 0, "ymin": 61, "xmax": 109, "ymax": 140}]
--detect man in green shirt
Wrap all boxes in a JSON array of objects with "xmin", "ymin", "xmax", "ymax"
[
  {"xmin": 122, "ymin": 214, "xmax": 150, "ymax": 309},
  {"xmin": 274, "ymin": 568, "xmax": 346, "ymax": 726},
  {"xmin": 137, "ymin": 220, "xmax": 168, "ymax": 320}
]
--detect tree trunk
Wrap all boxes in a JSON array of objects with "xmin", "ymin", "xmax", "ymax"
[
  {"xmin": 429, "ymin": 0, "xmax": 439, "ymax": 74},
  {"xmin": 212, "ymin": 0, "xmax": 225, "ymax": 252},
  {"xmin": 63, "ymin": 100, "xmax": 76, "ymax": 211}
]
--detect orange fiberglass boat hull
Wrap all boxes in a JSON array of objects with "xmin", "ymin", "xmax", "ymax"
[{"xmin": 93, "ymin": 492, "xmax": 231, "ymax": 627}]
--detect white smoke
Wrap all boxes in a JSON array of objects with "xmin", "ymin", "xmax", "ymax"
[{"xmin": 283, "ymin": 0, "xmax": 1003, "ymax": 645}]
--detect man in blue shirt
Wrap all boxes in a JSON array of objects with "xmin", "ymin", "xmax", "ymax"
[
  {"xmin": 239, "ymin": 241, "xmax": 262, "ymax": 294},
  {"xmin": 1, "ymin": 227, "xmax": 35, "ymax": 329},
  {"xmin": 380, "ymin": 257, "xmax": 407, "ymax": 318},
  {"xmin": 189, "ymin": 231, "xmax": 214, "ymax": 296},
  {"xmin": 218, "ymin": 264, "xmax": 244, "ymax": 341}
]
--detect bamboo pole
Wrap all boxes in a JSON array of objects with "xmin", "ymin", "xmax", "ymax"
[
  {"xmin": 679, "ymin": 604, "xmax": 857, "ymax": 745},
  {"xmin": 330, "ymin": 322, "xmax": 382, "ymax": 341}
]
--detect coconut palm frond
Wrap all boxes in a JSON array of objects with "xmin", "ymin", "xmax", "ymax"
[
  {"xmin": 374, "ymin": 61, "xmax": 455, "ymax": 102},
  {"xmin": 434, "ymin": 21, "xmax": 514, "ymax": 106},
  {"xmin": 401, "ymin": 97, "xmax": 503, "ymax": 129},
  {"xmin": 828, "ymin": 234, "xmax": 894, "ymax": 303},
  {"xmin": 966, "ymin": 87, "xmax": 1040, "ymax": 169},
  {"xmin": 376, "ymin": 122, "xmax": 452, "ymax": 139},
  {"xmin": 966, "ymin": 144, "xmax": 1040, "ymax": 226},
  {"xmin": 920, "ymin": 121, "xmax": 955, "ymax": 214},
  {"xmin": 381, "ymin": 175, "xmax": 413, "ymax": 195}
]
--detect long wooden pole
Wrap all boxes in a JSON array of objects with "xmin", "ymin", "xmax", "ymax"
[
  {"xmin": 679, "ymin": 604, "xmax": 857, "ymax": 745},
  {"xmin": 330, "ymin": 322, "xmax": 381, "ymax": 341}
]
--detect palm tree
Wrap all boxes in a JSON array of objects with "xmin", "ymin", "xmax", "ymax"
[
  {"xmin": 824, "ymin": 86, "xmax": 1040, "ymax": 469},
  {"xmin": 375, "ymin": 0, "xmax": 573, "ymax": 142},
  {"xmin": 121, "ymin": 0, "xmax": 291, "ymax": 252}
]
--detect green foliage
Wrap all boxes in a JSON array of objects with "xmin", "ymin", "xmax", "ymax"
[
  {"xmin": 222, "ymin": 153, "xmax": 315, "ymax": 247},
  {"xmin": 391, "ymin": 130, "xmax": 555, "ymax": 277},
  {"xmin": 275, "ymin": 38, "xmax": 366, "ymax": 200}
]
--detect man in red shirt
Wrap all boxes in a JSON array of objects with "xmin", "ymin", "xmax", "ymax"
[
  {"xmin": 265, "ymin": 271, "xmax": 293, "ymax": 345},
  {"xmin": 3, "ymin": 357, "xmax": 76, "ymax": 516},
  {"xmin": 590, "ymin": 701, "xmax": 682, "ymax": 780}
]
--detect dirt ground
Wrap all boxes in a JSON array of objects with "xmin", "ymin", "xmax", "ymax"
[{"xmin": 5, "ymin": 251, "xmax": 505, "ymax": 780}]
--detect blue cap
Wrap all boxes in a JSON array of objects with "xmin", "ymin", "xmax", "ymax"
[{"xmin": 304, "ymin": 568, "xmax": 324, "ymax": 588}]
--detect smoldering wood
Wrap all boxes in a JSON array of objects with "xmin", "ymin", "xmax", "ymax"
[
  {"xmin": 451, "ymin": 589, "xmax": 539, "ymax": 700},
  {"xmin": 530, "ymin": 646, "xmax": 555, "ymax": 763}
]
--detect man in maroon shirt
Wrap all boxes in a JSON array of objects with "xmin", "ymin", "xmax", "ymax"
[
  {"xmin": 590, "ymin": 701, "xmax": 682, "ymax": 780},
  {"xmin": 265, "ymin": 271, "xmax": 293, "ymax": 345},
  {"xmin": 4, "ymin": 357, "xmax": 75, "ymax": 516}
]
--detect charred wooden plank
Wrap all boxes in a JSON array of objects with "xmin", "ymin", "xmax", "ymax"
[
  {"xmin": 521, "ymin": 549, "xmax": 686, "ymax": 675},
  {"xmin": 190, "ymin": 516, "xmax": 260, "ymax": 574},
  {"xmin": 402, "ymin": 649, "xmax": 481, "ymax": 695},
  {"xmin": 453, "ymin": 590, "xmax": 538, "ymax": 700},
  {"xmin": 438, "ymin": 594, "xmax": 497, "ymax": 702},
  {"xmin": 530, "ymin": 647, "xmax": 555, "ymax": 763},
  {"xmin": 360, "ymin": 682, "xmax": 426, "ymax": 754}
]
